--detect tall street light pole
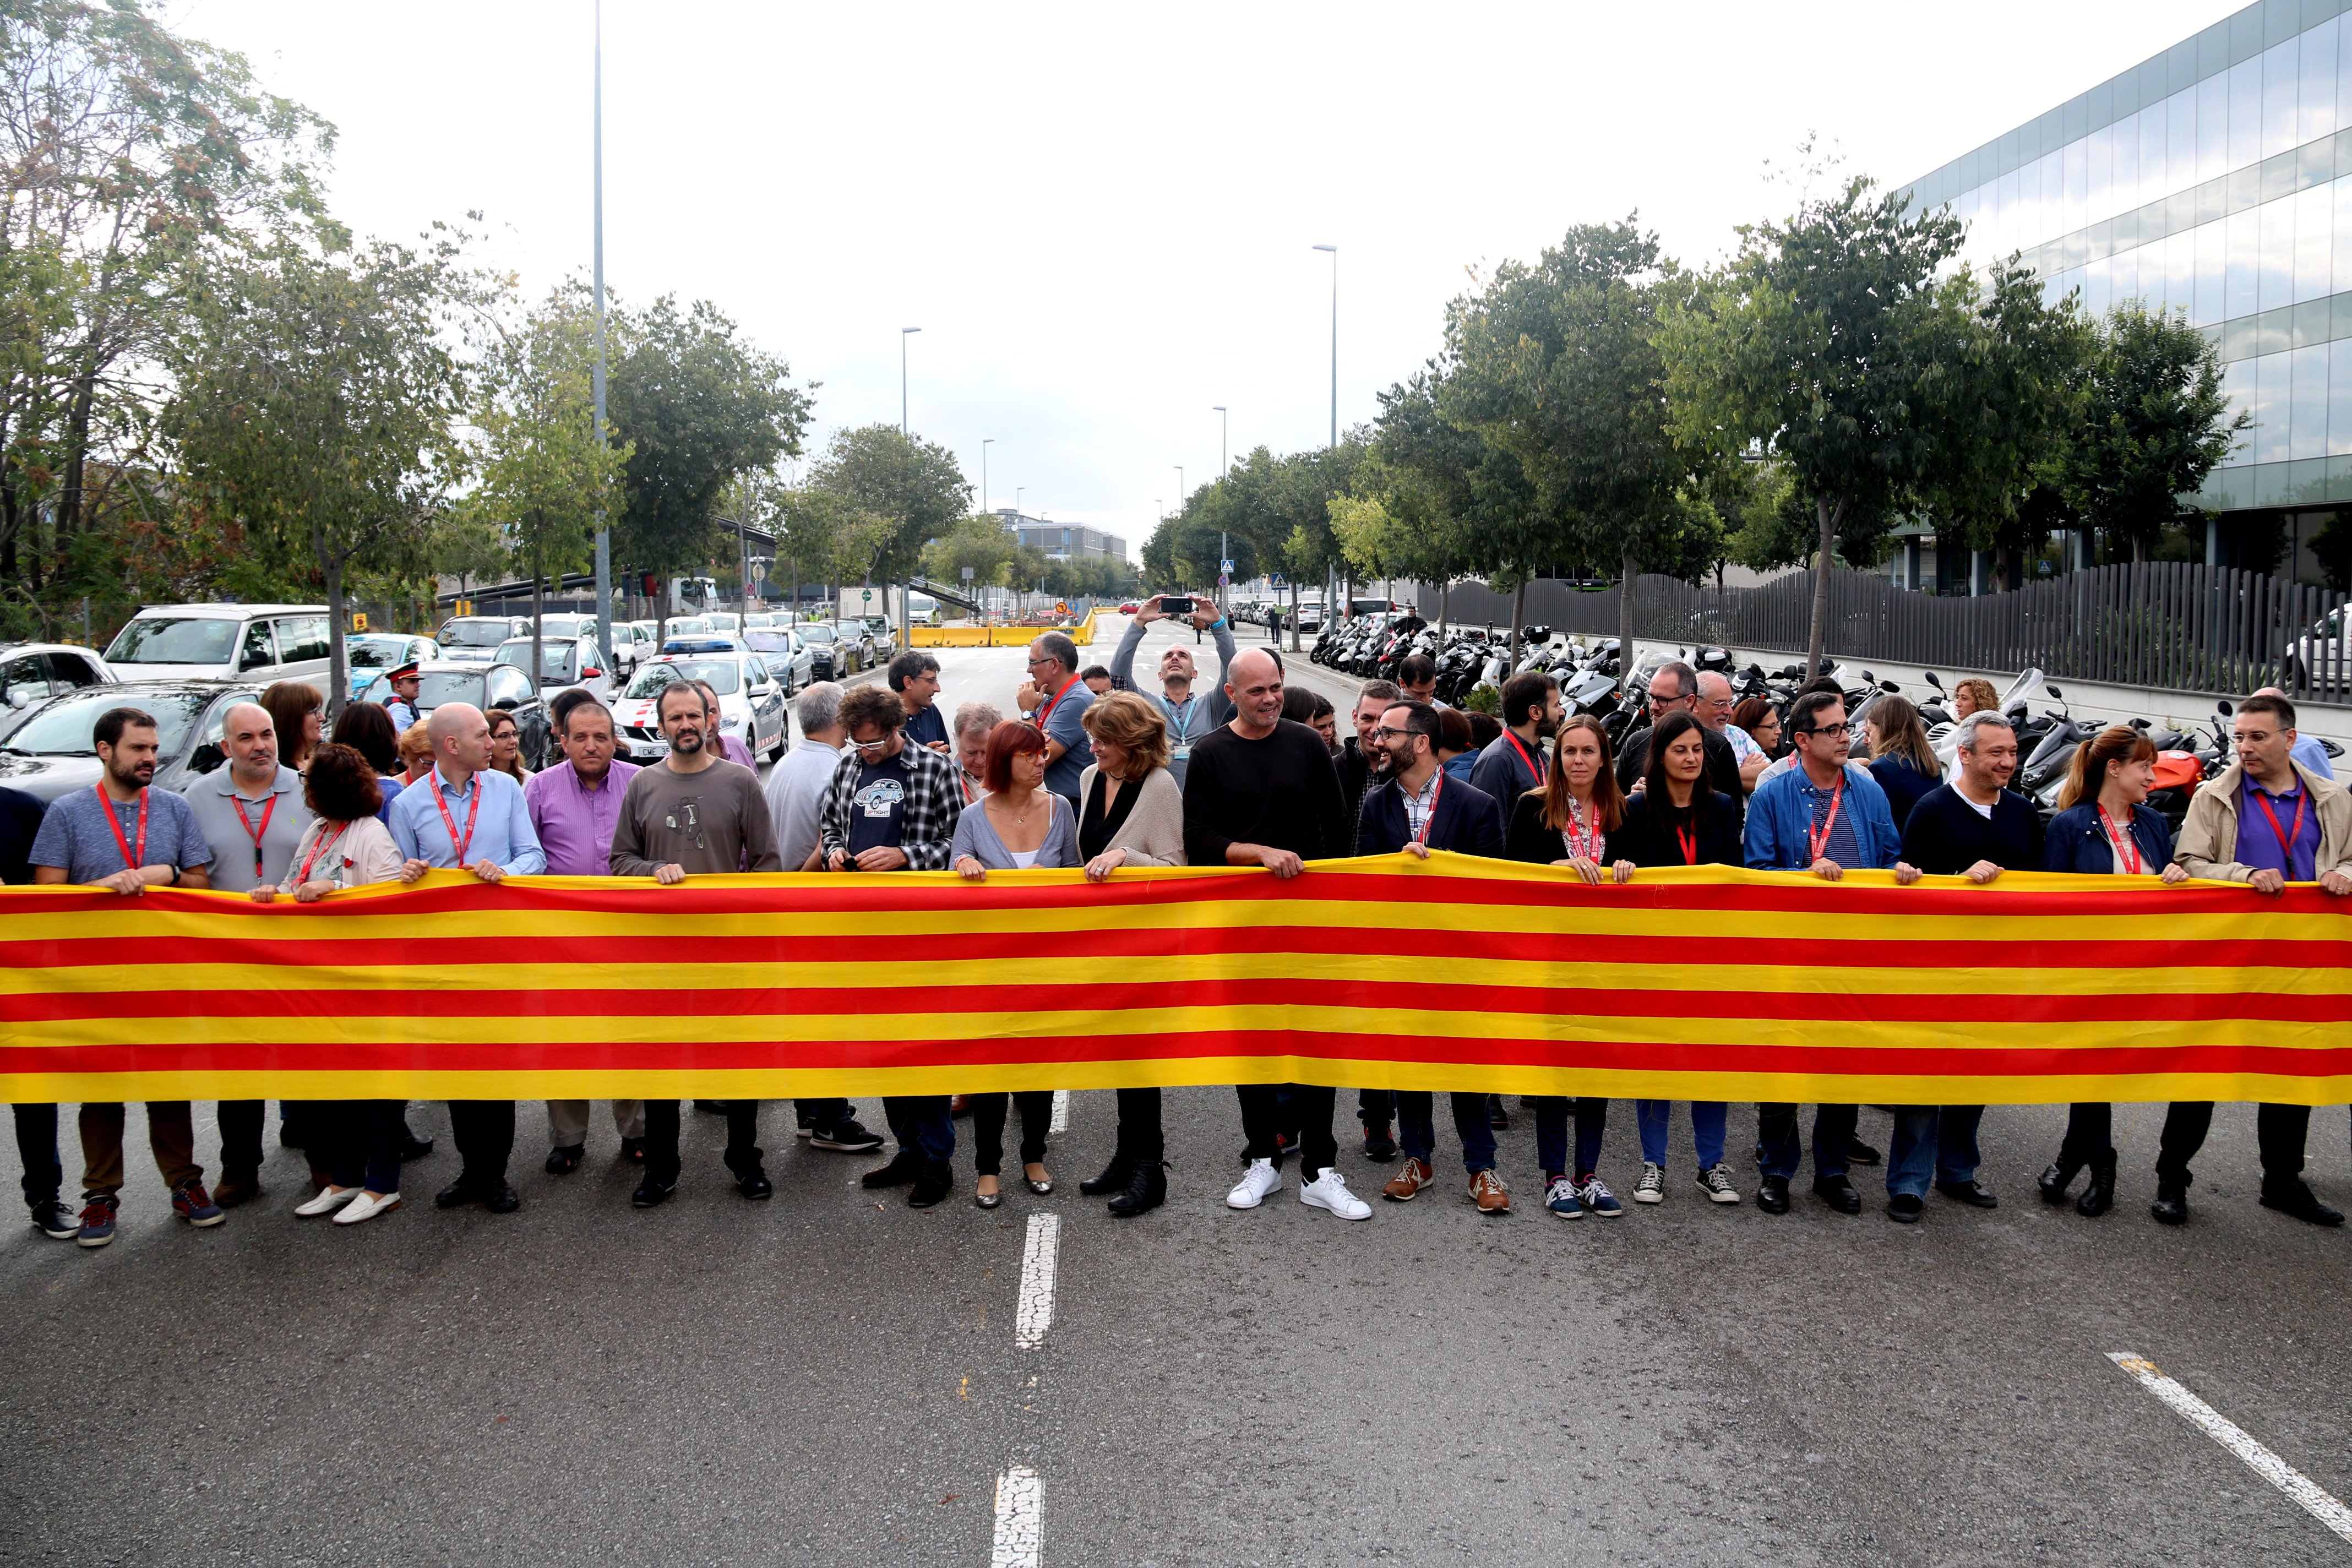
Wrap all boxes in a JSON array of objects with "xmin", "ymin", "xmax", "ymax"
[
  {"xmin": 1213, "ymin": 405, "xmax": 1227, "ymax": 480},
  {"xmin": 982, "ymin": 438, "xmax": 993, "ymax": 515},
  {"xmin": 1312, "ymin": 244, "xmax": 1337, "ymax": 448},
  {"xmin": 901, "ymin": 326, "xmax": 921, "ymax": 434},
  {"xmin": 590, "ymin": 0, "xmax": 613, "ymax": 662}
]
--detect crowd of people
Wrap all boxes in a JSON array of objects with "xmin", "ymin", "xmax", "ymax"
[{"xmin": 4, "ymin": 606, "xmax": 2349, "ymax": 1249}]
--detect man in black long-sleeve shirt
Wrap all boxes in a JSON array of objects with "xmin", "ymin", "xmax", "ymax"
[
  {"xmin": 1184, "ymin": 647, "xmax": 1371, "ymax": 1222},
  {"xmin": 1891, "ymin": 711, "xmax": 2045, "ymax": 1221}
]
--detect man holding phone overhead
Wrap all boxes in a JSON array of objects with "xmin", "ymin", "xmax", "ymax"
[{"xmin": 1109, "ymin": 592, "xmax": 1235, "ymax": 787}]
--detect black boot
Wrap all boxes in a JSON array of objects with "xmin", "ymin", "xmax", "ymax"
[
  {"xmin": 861, "ymin": 1150, "xmax": 924, "ymax": 1189},
  {"xmin": 2150, "ymin": 1177, "xmax": 2190, "ymax": 1226},
  {"xmin": 1107, "ymin": 1161, "xmax": 1167, "ymax": 1218},
  {"xmin": 2076, "ymin": 1151, "xmax": 2116, "ymax": 1218},
  {"xmin": 2037, "ymin": 1154, "xmax": 2082, "ymax": 1205},
  {"xmin": 1079, "ymin": 1151, "xmax": 1135, "ymax": 1196}
]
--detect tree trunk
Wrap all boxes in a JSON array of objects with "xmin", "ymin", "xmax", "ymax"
[
  {"xmin": 1438, "ymin": 578, "xmax": 1449, "ymax": 636},
  {"xmin": 530, "ymin": 529, "xmax": 546, "ymax": 699},
  {"xmin": 323, "ymin": 548, "xmax": 347, "ymax": 725},
  {"xmin": 1618, "ymin": 546, "xmax": 1638, "ymax": 693},
  {"xmin": 1806, "ymin": 494, "xmax": 1841, "ymax": 682}
]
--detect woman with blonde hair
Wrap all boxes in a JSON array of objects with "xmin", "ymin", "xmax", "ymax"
[
  {"xmin": 1864, "ymin": 694, "xmax": 1940, "ymax": 828},
  {"xmin": 1071, "ymin": 690, "xmax": 1184, "ymax": 1216}
]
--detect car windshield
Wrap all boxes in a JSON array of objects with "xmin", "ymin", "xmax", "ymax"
[
  {"xmin": 347, "ymin": 637, "xmax": 413, "ymax": 669},
  {"xmin": 105, "ymin": 618, "xmax": 238, "ymax": 666},
  {"xmin": 4, "ymin": 689, "xmax": 210, "ymax": 756},
  {"xmin": 538, "ymin": 617, "xmax": 587, "ymax": 639},
  {"xmin": 405, "ymin": 671, "xmax": 488, "ymax": 709},
  {"xmin": 668, "ymin": 618, "xmax": 711, "ymax": 635},
  {"xmin": 800, "ymin": 625, "xmax": 836, "ymax": 644},
  {"xmin": 743, "ymin": 631, "xmax": 794, "ymax": 655},
  {"xmin": 496, "ymin": 639, "xmax": 578, "ymax": 679},
  {"xmin": 623, "ymin": 659, "xmax": 740, "ymax": 699},
  {"xmin": 443, "ymin": 620, "xmax": 511, "ymax": 647}
]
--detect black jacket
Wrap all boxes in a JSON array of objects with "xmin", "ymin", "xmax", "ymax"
[
  {"xmin": 1899, "ymin": 781, "xmax": 2046, "ymax": 876},
  {"xmin": 1356, "ymin": 772, "xmax": 1505, "ymax": 858},
  {"xmin": 1614, "ymin": 789, "xmax": 1742, "ymax": 868},
  {"xmin": 1616, "ymin": 725, "xmax": 1744, "ymax": 823},
  {"xmin": 1503, "ymin": 790, "xmax": 1623, "ymax": 867}
]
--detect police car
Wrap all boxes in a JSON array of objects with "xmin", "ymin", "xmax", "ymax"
[{"xmin": 609, "ymin": 639, "xmax": 790, "ymax": 764}]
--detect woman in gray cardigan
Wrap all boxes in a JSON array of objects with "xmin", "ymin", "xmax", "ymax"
[
  {"xmin": 950, "ymin": 721, "xmax": 1075, "ymax": 1208},
  {"xmin": 1070, "ymin": 693, "xmax": 1185, "ymax": 1217}
]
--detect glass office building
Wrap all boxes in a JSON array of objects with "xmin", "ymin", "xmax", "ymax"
[{"xmin": 1905, "ymin": 0, "xmax": 2352, "ymax": 576}]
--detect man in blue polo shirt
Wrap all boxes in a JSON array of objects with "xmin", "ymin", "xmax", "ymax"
[
  {"xmin": 388, "ymin": 702, "xmax": 545, "ymax": 1215},
  {"xmin": 1016, "ymin": 631, "xmax": 1093, "ymax": 804}
]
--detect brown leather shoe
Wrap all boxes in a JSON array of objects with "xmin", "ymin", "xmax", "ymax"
[
  {"xmin": 1382, "ymin": 1157, "xmax": 1434, "ymax": 1201},
  {"xmin": 212, "ymin": 1174, "xmax": 262, "ymax": 1209},
  {"xmin": 1469, "ymin": 1169, "xmax": 1511, "ymax": 1214}
]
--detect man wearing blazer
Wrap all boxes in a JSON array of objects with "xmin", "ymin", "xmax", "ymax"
[{"xmin": 1354, "ymin": 700, "xmax": 1511, "ymax": 1212}]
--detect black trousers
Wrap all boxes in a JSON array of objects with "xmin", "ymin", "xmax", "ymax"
[
  {"xmin": 448, "ymin": 1100, "xmax": 515, "ymax": 1186},
  {"xmin": 643, "ymin": 1099, "xmax": 761, "ymax": 1187},
  {"xmin": 1357, "ymin": 1087, "xmax": 1393, "ymax": 1129},
  {"xmin": 14, "ymin": 1102, "xmax": 59, "ymax": 1207},
  {"xmin": 217, "ymin": 1099, "xmax": 266, "ymax": 1179},
  {"xmin": 2155, "ymin": 1101, "xmax": 2310, "ymax": 1189},
  {"xmin": 1756, "ymin": 1102, "xmax": 1859, "ymax": 1182},
  {"xmin": 970, "ymin": 1091, "xmax": 1051, "ymax": 1177},
  {"xmin": 1239, "ymin": 1083, "xmax": 1335, "ymax": 1178},
  {"xmin": 1115, "ymin": 1087, "xmax": 1164, "ymax": 1163},
  {"xmin": 2058, "ymin": 1103, "xmax": 2114, "ymax": 1165}
]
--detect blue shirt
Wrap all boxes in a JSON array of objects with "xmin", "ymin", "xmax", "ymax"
[
  {"xmin": 1038, "ymin": 680, "xmax": 1095, "ymax": 803},
  {"xmin": 387, "ymin": 764, "xmax": 545, "ymax": 874},
  {"xmin": 30, "ymin": 783, "xmax": 214, "ymax": 884},
  {"xmin": 1744, "ymin": 761, "xmax": 1903, "ymax": 871},
  {"xmin": 2290, "ymin": 734, "xmax": 2336, "ymax": 782},
  {"xmin": 2236, "ymin": 772, "xmax": 2321, "ymax": 880},
  {"xmin": 903, "ymin": 702, "xmax": 949, "ymax": 751}
]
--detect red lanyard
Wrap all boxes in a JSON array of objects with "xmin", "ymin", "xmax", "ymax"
[
  {"xmin": 433, "ymin": 774, "xmax": 483, "ymax": 865},
  {"xmin": 958, "ymin": 770, "xmax": 979, "ymax": 806},
  {"xmin": 297, "ymin": 823, "xmax": 348, "ymax": 884},
  {"xmin": 2095, "ymin": 805, "xmax": 2142, "ymax": 875},
  {"xmin": 1674, "ymin": 820, "xmax": 1698, "ymax": 865},
  {"xmin": 1032, "ymin": 676, "xmax": 1080, "ymax": 730},
  {"xmin": 231, "ymin": 791, "xmax": 277, "ymax": 879},
  {"xmin": 1411, "ymin": 771, "xmax": 1444, "ymax": 846},
  {"xmin": 2254, "ymin": 787, "xmax": 2309, "ymax": 870},
  {"xmin": 1560, "ymin": 795, "xmax": 1600, "ymax": 862},
  {"xmin": 1503, "ymin": 729, "xmax": 1538, "ymax": 786},
  {"xmin": 96, "ymin": 783, "xmax": 148, "ymax": 872},
  {"xmin": 1805, "ymin": 779, "xmax": 1845, "ymax": 864}
]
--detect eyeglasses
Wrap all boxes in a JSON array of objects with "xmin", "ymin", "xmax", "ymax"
[
  {"xmin": 850, "ymin": 731, "xmax": 900, "ymax": 752},
  {"xmin": 1025, "ymin": 656, "xmax": 1057, "ymax": 668}
]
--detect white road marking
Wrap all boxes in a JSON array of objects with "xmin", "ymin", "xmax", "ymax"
[
  {"xmin": 2106, "ymin": 1352, "xmax": 2352, "ymax": 1543},
  {"xmin": 1048, "ymin": 1090, "xmax": 1069, "ymax": 1134},
  {"xmin": 989, "ymin": 1466, "xmax": 1042, "ymax": 1568},
  {"xmin": 1013, "ymin": 1213, "xmax": 1060, "ymax": 1349}
]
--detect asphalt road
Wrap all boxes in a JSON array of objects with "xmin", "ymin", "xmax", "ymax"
[{"xmin": 6, "ymin": 625, "xmax": 2351, "ymax": 1567}]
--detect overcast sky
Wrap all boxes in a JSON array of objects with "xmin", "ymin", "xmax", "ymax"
[{"xmin": 176, "ymin": 0, "xmax": 2240, "ymax": 552}]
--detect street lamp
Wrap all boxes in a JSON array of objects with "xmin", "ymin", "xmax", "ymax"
[
  {"xmin": 1212, "ymin": 406, "xmax": 1228, "ymax": 481},
  {"xmin": 982, "ymin": 437, "xmax": 993, "ymax": 515},
  {"xmin": 1016, "ymin": 486, "xmax": 1025, "ymax": 519},
  {"xmin": 1312, "ymin": 245, "xmax": 1337, "ymax": 448},
  {"xmin": 589, "ymin": 0, "xmax": 613, "ymax": 664},
  {"xmin": 900, "ymin": 326, "xmax": 921, "ymax": 434}
]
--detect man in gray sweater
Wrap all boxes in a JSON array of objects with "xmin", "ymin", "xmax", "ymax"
[
  {"xmin": 1110, "ymin": 594, "xmax": 1235, "ymax": 786},
  {"xmin": 612, "ymin": 682, "xmax": 784, "ymax": 1208}
]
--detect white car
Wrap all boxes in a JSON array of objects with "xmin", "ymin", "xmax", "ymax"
[
  {"xmin": 104, "ymin": 603, "xmax": 331, "ymax": 685},
  {"xmin": 492, "ymin": 635, "xmax": 615, "ymax": 704},
  {"xmin": 610, "ymin": 649, "xmax": 790, "ymax": 764},
  {"xmin": 0, "ymin": 642, "xmax": 116, "ymax": 737},
  {"xmin": 704, "ymin": 612, "xmax": 742, "ymax": 635},
  {"xmin": 437, "ymin": 615, "xmax": 531, "ymax": 663},
  {"xmin": 741, "ymin": 629, "xmax": 815, "ymax": 695},
  {"xmin": 340, "ymin": 633, "xmax": 440, "ymax": 701}
]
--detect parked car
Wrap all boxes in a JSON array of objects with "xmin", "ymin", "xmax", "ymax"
[
  {"xmin": 743, "ymin": 613, "xmax": 778, "ymax": 631},
  {"xmin": 340, "ymin": 633, "xmax": 440, "ymax": 702},
  {"xmin": 351, "ymin": 660, "xmax": 552, "ymax": 769},
  {"xmin": 1117, "ymin": 601, "xmax": 1140, "ymax": 614},
  {"xmin": 104, "ymin": 603, "xmax": 332, "ymax": 687},
  {"xmin": 609, "ymin": 649, "xmax": 790, "ymax": 764},
  {"xmin": 861, "ymin": 617, "xmax": 899, "ymax": 658},
  {"xmin": 666, "ymin": 617, "xmax": 713, "ymax": 638},
  {"xmin": 704, "ymin": 612, "xmax": 743, "ymax": 635},
  {"xmin": 491, "ymin": 635, "xmax": 614, "ymax": 704},
  {"xmin": 435, "ymin": 615, "xmax": 531, "ymax": 664},
  {"xmin": 0, "ymin": 643, "xmax": 116, "ymax": 734},
  {"xmin": 795, "ymin": 621, "xmax": 857, "ymax": 680},
  {"xmin": 2281, "ymin": 606, "xmax": 2350, "ymax": 689},
  {"xmin": 742, "ymin": 629, "xmax": 816, "ymax": 695},
  {"xmin": 0, "ymin": 681, "xmax": 269, "ymax": 803}
]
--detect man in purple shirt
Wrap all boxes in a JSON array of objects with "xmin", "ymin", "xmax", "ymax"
[
  {"xmin": 2159, "ymin": 692, "xmax": 2352, "ymax": 1229},
  {"xmin": 523, "ymin": 694, "xmax": 646, "ymax": 1173}
]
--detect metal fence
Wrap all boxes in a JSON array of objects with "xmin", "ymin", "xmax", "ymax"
[{"xmin": 1403, "ymin": 564, "xmax": 2352, "ymax": 706}]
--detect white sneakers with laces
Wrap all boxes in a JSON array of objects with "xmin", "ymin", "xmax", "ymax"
[
  {"xmin": 1227, "ymin": 1158, "xmax": 1282, "ymax": 1210},
  {"xmin": 1697, "ymin": 1163, "xmax": 1743, "ymax": 1204},
  {"xmin": 1299, "ymin": 1167, "xmax": 1371, "ymax": 1220}
]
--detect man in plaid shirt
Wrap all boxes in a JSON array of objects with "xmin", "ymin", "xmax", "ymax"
[{"xmin": 820, "ymin": 684, "xmax": 963, "ymax": 1206}]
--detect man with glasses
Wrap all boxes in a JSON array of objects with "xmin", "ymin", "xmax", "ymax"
[
  {"xmin": 610, "ymin": 682, "xmax": 786, "ymax": 1206},
  {"xmin": 821, "ymin": 685, "xmax": 963, "ymax": 1206},
  {"xmin": 1015, "ymin": 632, "xmax": 1093, "ymax": 805},
  {"xmin": 1743, "ymin": 690, "xmax": 1920, "ymax": 1218},
  {"xmin": 889, "ymin": 651, "xmax": 950, "ymax": 752},
  {"xmin": 1696, "ymin": 670, "xmax": 1769, "ymax": 794}
]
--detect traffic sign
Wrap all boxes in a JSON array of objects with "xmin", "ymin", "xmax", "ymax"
[
  {"xmin": 349, "ymin": 612, "xmax": 368, "ymax": 633},
  {"xmin": 1217, "ymin": 573, "xmax": 1230, "ymax": 586},
  {"xmin": 960, "ymin": 567, "xmax": 974, "ymax": 580},
  {"xmin": 1271, "ymin": 574, "xmax": 1285, "ymax": 586},
  {"xmin": 1055, "ymin": 600, "xmax": 1070, "ymax": 615},
  {"xmin": 863, "ymin": 588, "xmax": 873, "ymax": 603},
  {"xmin": 1221, "ymin": 559, "xmax": 1235, "ymax": 571}
]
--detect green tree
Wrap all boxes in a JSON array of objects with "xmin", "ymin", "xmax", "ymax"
[
  {"xmin": 2062, "ymin": 300, "xmax": 2246, "ymax": 564},
  {"xmin": 774, "ymin": 484, "xmax": 888, "ymax": 619},
  {"xmin": 804, "ymin": 424, "xmax": 972, "ymax": 614},
  {"xmin": 607, "ymin": 294, "xmax": 809, "ymax": 640},
  {"xmin": 164, "ymin": 232, "xmax": 472, "ymax": 711},
  {"xmin": 921, "ymin": 513, "xmax": 1017, "ymax": 598},
  {"xmin": 1665, "ymin": 177, "xmax": 1972, "ymax": 676},
  {"xmin": 428, "ymin": 511, "xmax": 509, "ymax": 599},
  {"xmin": 472, "ymin": 284, "xmax": 629, "ymax": 680}
]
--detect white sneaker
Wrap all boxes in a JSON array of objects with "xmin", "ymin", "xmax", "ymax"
[
  {"xmin": 294, "ymin": 1185, "xmax": 357, "ymax": 1217},
  {"xmin": 333, "ymin": 1190, "xmax": 401, "ymax": 1226},
  {"xmin": 1299, "ymin": 1167, "xmax": 1371, "ymax": 1220},
  {"xmin": 1697, "ymin": 1163, "xmax": 1743, "ymax": 1205},
  {"xmin": 1227, "ymin": 1158, "xmax": 1281, "ymax": 1210},
  {"xmin": 1634, "ymin": 1162, "xmax": 1666, "ymax": 1204}
]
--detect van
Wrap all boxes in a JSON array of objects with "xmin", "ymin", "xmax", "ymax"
[{"xmin": 104, "ymin": 603, "xmax": 333, "ymax": 687}]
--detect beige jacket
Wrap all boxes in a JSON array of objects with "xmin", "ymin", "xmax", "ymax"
[
  {"xmin": 2174, "ymin": 759, "xmax": 2352, "ymax": 881},
  {"xmin": 1075, "ymin": 764, "xmax": 1185, "ymax": 867}
]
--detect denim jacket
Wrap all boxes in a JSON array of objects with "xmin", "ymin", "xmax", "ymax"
[{"xmin": 1744, "ymin": 760, "xmax": 1902, "ymax": 870}]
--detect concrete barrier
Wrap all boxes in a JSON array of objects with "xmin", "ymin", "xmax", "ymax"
[{"xmin": 910, "ymin": 611, "xmax": 1098, "ymax": 650}]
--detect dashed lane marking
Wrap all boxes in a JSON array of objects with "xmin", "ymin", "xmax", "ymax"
[
  {"xmin": 989, "ymin": 1466, "xmax": 1042, "ymax": 1568},
  {"xmin": 2107, "ymin": 1352, "xmax": 2352, "ymax": 1544},
  {"xmin": 1012, "ymin": 1213, "xmax": 1060, "ymax": 1350},
  {"xmin": 1048, "ymin": 1090, "xmax": 1069, "ymax": 1135}
]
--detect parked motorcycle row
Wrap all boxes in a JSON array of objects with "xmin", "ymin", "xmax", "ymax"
[{"xmin": 1307, "ymin": 613, "xmax": 2343, "ymax": 837}]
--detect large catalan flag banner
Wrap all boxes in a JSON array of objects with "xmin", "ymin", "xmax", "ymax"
[{"xmin": 1, "ymin": 854, "xmax": 2346, "ymax": 1106}]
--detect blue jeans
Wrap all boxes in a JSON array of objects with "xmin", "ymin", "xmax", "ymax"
[
  {"xmin": 1757, "ymin": 1103, "xmax": 1856, "ymax": 1181},
  {"xmin": 1635, "ymin": 1101, "xmax": 1727, "ymax": 1169},
  {"xmin": 883, "ymin": 1095, "xmax": 955, "ymax": 1163},
  {"xmin": 1886, "ymin": 1106, "xmax": 1940, "ymax": 1198},
  {"xmin": 1936, "ymin": 1104, "xmax": 1985, "ymax": 1184},
  {"xmin": 1533, "ymin": 1096, "xmax": 1607, "ymax": 1178},
  {"xmin": 1396, "ymin": 1091, "xmax": 1498, "ymax": 1174}
]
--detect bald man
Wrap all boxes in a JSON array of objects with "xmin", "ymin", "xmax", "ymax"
[
  {"xmin": 2255, "ymin": 685, "xmax": 2338, "ymax": 782},
  {"xmin": 386, "ymin": 701, "xmax": 545, "ymax": 1213},
  {"xmin": 184, "ymin": 701, "xmax": 315, "ymax": 1205}
]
